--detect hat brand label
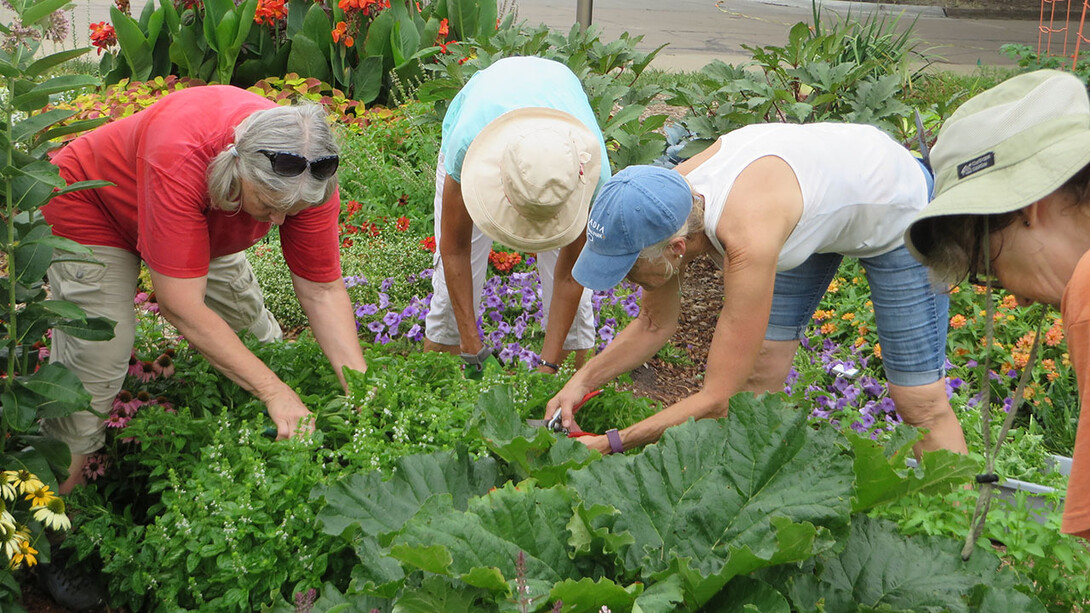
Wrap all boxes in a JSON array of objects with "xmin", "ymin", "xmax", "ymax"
[
  {"xmin": 957, "ymin": 152, "xmax": 995, "ymax": 179},
  {"xmin": 587, "ymin": 218, "xmax": 605, "ymax": 241}
]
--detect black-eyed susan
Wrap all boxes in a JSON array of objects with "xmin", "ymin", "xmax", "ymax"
[
  {"xmin": 9, "ymin": 539, "xmax": 37, "ymax": 569},
  {"xmin": 32, "ymin": 496, "xmax": 71, "ymax": 531},
  {"xmin": 5, "ymin": 470, "xmax": 43, "ymax": 496},
  {"xmin": 0, "ymin": 472, "xmax": 16, "ymax": 502},
  {"xmin": 23, "ymin": 484, "xmax": 54, "ymax": 509},
  {"xmin": 0, "ymin": 522, "xmax": 17, "ymax": 560}
]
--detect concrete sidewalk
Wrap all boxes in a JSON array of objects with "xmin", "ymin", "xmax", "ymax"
[{"xmin": 59, "ymin": 0, "xmax": 1047, "ymax": 72}]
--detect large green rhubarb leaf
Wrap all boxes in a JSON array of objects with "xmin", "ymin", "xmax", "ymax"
[
  {"xmin": 312, "ymin": 447, "xmax": 499, "ymax": 539},
  {"xmin": 471, "ymin": 386, "xmax": 598, "ymax": 487},
  {"xmin": 849, "ymin": 430, "xmax": 977, "ymax": 512},
  {"xmin": 389, "ymin": 482, "xmax": 581, "ymax": 605},
  {"xmin": 566, "ymin": 393, "xmax": 854, "ymax": 607},
  {"xmin": 782, "ymin": 515, "xmax": 1046, "ymax": 612}
]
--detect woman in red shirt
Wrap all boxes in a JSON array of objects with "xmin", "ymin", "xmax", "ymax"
[{"xmin": 42, "ymin": 85, "xmax": 367, "ymax": 494}]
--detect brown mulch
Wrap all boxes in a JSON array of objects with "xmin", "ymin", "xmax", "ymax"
[{"xmin": 619, "ymin": 256, "xmax": 722, "ymax": 407}]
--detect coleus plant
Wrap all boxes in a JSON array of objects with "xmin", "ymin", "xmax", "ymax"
[{"xmin": 308, "ymin": 390, "xmax": 1042, "ymax": 612}]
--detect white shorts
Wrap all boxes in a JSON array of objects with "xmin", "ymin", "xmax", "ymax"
[{"xmin": 424, "ymin": 153, "xmax": 595, "ymax": 350}]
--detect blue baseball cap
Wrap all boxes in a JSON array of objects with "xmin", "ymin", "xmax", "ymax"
[{"xmin": 573, "ymin": 165, "xmax": 693, "ymax": 290}]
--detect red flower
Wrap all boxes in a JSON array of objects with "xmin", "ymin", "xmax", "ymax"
[
  {"xmin": 338, "ymin": 0, "xmax": 387, "ymax": 16},
  {"xmin": 89, "ymin": 22, "xmax": 117, "ymax": 55},
  {"xmin": 489, "ymin": 250, "xmax": 522, "ymax": 273},
  {"xmin": 342, "ymin": 237, "xmax": 354, "ymax": 248},
  {"xmin": 437, "ymin": 18, "xmax": 449, "ymax": 40},
  {"xmin": 332, "ymin": 21, "xmax": 354, "ymax": 47},
  {"xmin": 254, "ymin": 0, "xmax": 287, "ymax": 25},
  {"xmin": 396, "ymin": 216, "xmax": 410, "ymax": 231},
  {"xmin": 420, "ymin": 236, "xmax": 436, "ymax": 253}
]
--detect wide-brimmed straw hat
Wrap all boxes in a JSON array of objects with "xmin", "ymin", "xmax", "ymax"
[
  {"xmin": 461, "ymin": 107, "xmax": 602, "ymax": 252},
  {"xmin": 905, "ymin": 69, "xmax": 1090, "ymax": 264}
]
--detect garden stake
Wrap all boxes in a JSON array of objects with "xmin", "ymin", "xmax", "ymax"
[{"xmin": 960, "ymin": 230, "xmax": 1046, "ymax": 560}]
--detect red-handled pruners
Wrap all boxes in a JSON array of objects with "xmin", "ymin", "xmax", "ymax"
[{"xmin": 526, "ymin": 390, "xmax": 602, "ymax": 437}]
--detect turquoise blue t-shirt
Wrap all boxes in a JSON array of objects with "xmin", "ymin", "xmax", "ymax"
[{"xmin": 440, "ymin": 56, "xmax": 611, "ymax": 192}]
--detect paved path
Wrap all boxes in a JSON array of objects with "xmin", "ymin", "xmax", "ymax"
[{"xmin": 61, "ymin": 0, "xmax": 1046, "ymax": 72}]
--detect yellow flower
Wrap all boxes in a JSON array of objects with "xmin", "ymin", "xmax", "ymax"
[
  {"xmin": 5, "ymin": 470, "xmax": 43, "ymax": 496},
  {"xmin": 32, "ymin": 497, "xmax": 71, "ymax": 531},
  {"xmin": 874, "ymin": 343, "xmax": 883, "ymax": 359},
  {"xmin": 24, "ymin": 485, "xmax": 54, "ymax": 509},
  {"xmin": 0, "ymin": 522, "xmax": 18, "ymax": 560},
  {"xmin": 0, "ymin": 473, "xmax": 16, "ymax": 502},
  {"xmin": 828, "ymin": 279, "xmax": 840, "ymax": 293},
  {"xmin": 9, "ymin": 539, "xmax": 37, "ymax": 569}
]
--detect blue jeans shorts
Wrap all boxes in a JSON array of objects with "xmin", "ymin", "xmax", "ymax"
[{"xmin": 764, "ymin": 244, "xmax": 949, "ymax": 388}]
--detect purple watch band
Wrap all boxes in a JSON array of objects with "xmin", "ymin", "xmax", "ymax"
[{"xmin": 605, "ymin": 428, "xmax": 623, "ymax": 454}]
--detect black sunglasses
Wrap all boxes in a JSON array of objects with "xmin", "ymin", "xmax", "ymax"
[{"xmin": 257, "ymin": 150, "xmax": 339, "ymax": 180}]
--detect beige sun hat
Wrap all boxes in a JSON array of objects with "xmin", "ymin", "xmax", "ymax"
[
  {"xmin": 460, "ymin": 107, "xmax": 602, "ymax": 252},
  {"xmin": 905, "ymin": 69, "xmax": 1090, "ymax": 265}
]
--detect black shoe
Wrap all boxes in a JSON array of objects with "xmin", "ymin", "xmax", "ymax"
[{"xmin": 36, "ymin": 553, "xmax": 107, "ymax": 612}]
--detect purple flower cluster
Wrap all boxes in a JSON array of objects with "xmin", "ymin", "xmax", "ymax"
[
  {"xmin": 795, "ymin": 337, "xmax": 901, "ymax": 439},
  {"xmin": 345, "ymin": 264, "xmax": 642, "ymax": 368}
]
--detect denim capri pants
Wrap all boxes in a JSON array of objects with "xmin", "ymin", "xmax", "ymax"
[{"xmin": 764, "ymin": 244, "xmax": 949, "ymax": 387}]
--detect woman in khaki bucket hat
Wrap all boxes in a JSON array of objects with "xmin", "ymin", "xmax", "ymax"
[{"xmin": 905, "ymin": 69, "xmax": 1090, "ymax": 540}]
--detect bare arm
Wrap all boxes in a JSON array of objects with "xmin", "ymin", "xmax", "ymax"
[
  {"xmin": 291, "ymin": 273, "xmax": 367, "ymax": 393},
  {"xmin": 438, "ymin": 174, "xmax": 484, "ymax": 354},
  {"xmin": 538, "ymin": 234, "xmax": 588, "ymax": 369},
  {"xmin": 568, "ymin": 155, "xmax": 804, "ymax": 453},
  {"xmin": 149, "ymin": 269, "xmax": 310, "ymax": 440},
  {"xmin": 547, "ymin": 272, "xmax": 682, "ymax": 429}
]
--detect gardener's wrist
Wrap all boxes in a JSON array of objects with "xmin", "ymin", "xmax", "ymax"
[
  {"xmin": 538, "ymin": 358, "xmax": 561, "ymax": 373},
  {"xmin": 459, "ymin": 345, "xmax": 493, "ymax": 370}
]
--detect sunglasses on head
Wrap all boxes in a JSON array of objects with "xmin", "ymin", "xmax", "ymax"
[{"xmin": 257, "ymin": 150, "xmax": 339, "ymax": 180}]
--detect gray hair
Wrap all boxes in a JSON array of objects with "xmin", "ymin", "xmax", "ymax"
[
  {"xmin": 207, "ymin": 103, "xmax": 339, "ymax": 212},
  {"xmin": 636, "ymin": 187, "xmax": 707, "ymax": 278}
]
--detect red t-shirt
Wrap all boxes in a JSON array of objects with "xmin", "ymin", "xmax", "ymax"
[
  {"xmin": 42, "ymin": 85, "xmax": 342, "ymax": 283},
  {"xmin": 1060, "ymin": 249, "xmax": 1090, "ymax": 540}
]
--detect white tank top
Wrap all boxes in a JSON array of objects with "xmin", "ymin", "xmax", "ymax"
[{"xmin": 689, "ymin": 123, "xmax": 928, "ymax": 271}]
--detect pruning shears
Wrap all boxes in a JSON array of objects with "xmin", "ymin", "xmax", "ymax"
[{"xmin": 526, "ymin": 390, "xmax": 603, "ymax": 437}]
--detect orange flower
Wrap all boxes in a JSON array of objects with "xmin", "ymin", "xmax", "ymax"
[
  {"xmin": 420, "ymin": 236, "xmax": 436, "ymax": 253},
  {"xmin": 396, "ymin": 216, "xmax": 410, "ymax": 231},
  {"xmin": 1045, "ymin": 320, "xmax": 1064, "ymax": 346},
  {"xmin": 332, "ymin": 21, "xmax": 354, "ymax": 47},
  {"xmin": 840, "ymin": 312, "xmax": 855, "ymax": 321},
  {"xmin": 873, "ymin": 343, "xmax": 882, "ymax": 359},
  {"xmin": 949, "ymin": 314, "xmax": 967, "ymax": 329},
  {"xmin": 819, "ymin": 322, "xmax": 836, "ymax": 335},
  {"xmin": 489, "ymin": 250, "xmax": 522, "ymax": 273},
  {"xmin": 339, "ymin": 0, "xmax": 388, "ymax": 15},
  {"xmin": 89, "ymin": 22, "xmax": 117, "ymax": 55},
  {"xmin": 1001, "ymin": 294, "xmax": 1018, "ymax": 309},
  {"xmin": 437, "ymin": 17, "xmax": 449, "ymax": 39},
  {"xmin": 254, "ymin": 0, "xmax": 287, "ymax": 25},
  {"xmin": 853, "ymin": 337, "xmax": 866, "ymax": 348}
]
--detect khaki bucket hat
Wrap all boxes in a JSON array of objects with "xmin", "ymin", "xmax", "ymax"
[
  {"xmin": 460, "ymin": 107, "xmax": 602, "ymax": 252},
  {"xmin": 905, "ymin": 69, "xmax": 1090, "ymax": 265}
]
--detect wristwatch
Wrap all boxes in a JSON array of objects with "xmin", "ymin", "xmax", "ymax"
[
  {"xmin": 459, "ymin": 345, "xmax": 493, "ymax": 371},
  {"xmin": 605, "ymin": 428, "xmax": 623, "ymax": 454}
]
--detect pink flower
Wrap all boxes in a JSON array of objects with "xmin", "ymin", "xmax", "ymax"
[
  {"xmin": 154, "ymin": 395, "xmax": 175, "ymax": 413},
  {"xmin": 81, "ymin": 453, "xmax": 109, "ymax": 481},
  {"xmin": 105, "ymin": 412, "xmax": 131, "ymax": 428},
  {"xmin": 136, "ymin": 361, "xmax": 156, "ymax": 383},
  {"xmin": 112, "ymin": 390, "xmax": 140, "ymax": 417},
  {"xmin": 152, "ymin": 353, "xmax": 174, "ymax": 378},
  {"xmin": 134, "ymin": 291, "xmax": 149, "ymax": 305},
  {"xmin": 127, "ymin": 352, "xmax": 142, "ymax": 377}
]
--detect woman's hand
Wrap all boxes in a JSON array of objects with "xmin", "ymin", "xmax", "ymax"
[
  {"xmin": 262, "ymin": 384, "xmax": 315, "ymax": 440},
  {"xmin": 545, "ymin": 383, "xmax": 591, "ymax": 432}
]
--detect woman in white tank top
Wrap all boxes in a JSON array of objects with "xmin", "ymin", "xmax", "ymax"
[{"xmin": 546, "ymin": 123, "xmax": 967, "ymax": 457}]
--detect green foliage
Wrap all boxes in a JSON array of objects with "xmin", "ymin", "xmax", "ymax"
[
  {"xmin": 418, "ymin": 19, "xmax": 668, "ymax": 170},
  {"xmin": 311, "ymin": 391, "xmax": 1032, "ymax": 611},
  {"xmin": 872, "ymin": 487, "xmax": 1090, "ymax": 612},
  {"xmin": 0, "ymin": 0, "xmax": 118, "ymax": 601},
  {"xmin": 668, "ymin": 5, "xmax": 925, "ymax": 156},
  {"xmin": 1001, "ymin": 43, "xmax": 1090, "ymax": 83},
  {"xmin": 99, "ymin": 0, "xmax": 498, "ymax": 106}
]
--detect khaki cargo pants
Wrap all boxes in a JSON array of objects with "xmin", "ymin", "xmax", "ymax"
[{"xmin": 41, "ymin": 246, "xmax": 282, "ymax": 455}]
